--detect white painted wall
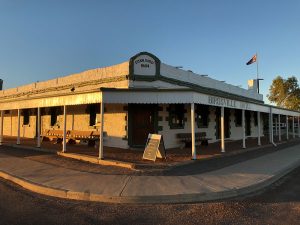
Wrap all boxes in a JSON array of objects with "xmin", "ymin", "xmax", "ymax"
[
  {"xmin": 228, "ymin": 110, "xmax": 264, "ymax": 140},
  {"xmin": 158, "ymin": 104, "xmax": 217, "ymax": 149},
  {"xmin": 158, "ymin": 104, "xmax": 265, "ymax": 149},
  {"xmin": 3, "ymin": 110, "xmax": 36, "ymax": 138},
  {"xmin": 2, "ymin": 104, "xmax": 128, "ymax": 149},
  {"xmin": 0, "ymin": 62, "xmax": 129, "ymax": 98},
  {"xmin": 130, "ymin": 80, "xmax": 187, "ymax": 89},
  {"xmin": 160, "ymin": 63, "xmax": 264, "ymax": 102},
  {"xmin": 103, "ymin": 104, "xmax": 128, "ymax": 149}
]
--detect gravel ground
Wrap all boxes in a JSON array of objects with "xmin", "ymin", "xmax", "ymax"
[{"xmin": 0, "ymin": 165, "xmax": 300, "ymax": 225}]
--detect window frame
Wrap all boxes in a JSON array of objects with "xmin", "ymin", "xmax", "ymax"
[
  {"xmin": 50, "ymin": 107, "xmax": 58, "ymax": 127},
  {"xmin": 254, "ymin": 112, "xmax": 258, "ymax": 126},
  {"xmin": 168, "ymin": 104, "xmax": 185, "ymax": 129},
  {"xmin": 22, "ymin": 109, "xmax": 30, "ymax": 126},
  {"xmin": 196, "ymin": 105, "xmax": 209, "ymax": 128},
  {"xmin": 235, "ymin": 109, "xmax": 242, "ymax": 127},
  {"xmin": 88, "ymin": 104, "xmax": 99, "ymax": 126}
]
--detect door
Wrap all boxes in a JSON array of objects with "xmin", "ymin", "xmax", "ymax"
[
  {"xmin": 216, "ymin": 108, "xmax": 230, "ymax": 139},
  {"xmin": 129, "ymin": 104, "xmax": 157, "ymax": 147}
]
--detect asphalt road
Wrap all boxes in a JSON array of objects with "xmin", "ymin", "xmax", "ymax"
[{"xmin": 0, "ymin": 166, "xmax": 300, "ymax": 225}]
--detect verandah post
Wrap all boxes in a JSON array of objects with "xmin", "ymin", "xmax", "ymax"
[
  {"xmin": 298, "ymin": 116, "xmax": 300, "ymax": 138},
  {"xmin": 62, "ymin": 105, "xmax": 67, "ymax": 152},
  {"xmin": 17, "ymin": 109, "xmax": 20, "ymax": 145},
  {"xmin": 242, "ymin": 109, "xmax": 246, "ymax": 149},
  {"xmin": 37, "ymin": 107, "xmax": 41, "ymax": 148},
  {"xmin": 275, "ymin": 115, "xmax": 278, "ymax": 136},
  {"xmin": 292, "ymin": 116, "xmax": 295, "ymax": 138},
  {"xmin": 269, "ymin": 107, "xmax": 274, "ymax": 143},
  {"xmin": 191, "ymin": 103, "xmax": 196, "ymax": 160},
  {"xmin": 0, "ymin": 110, "xmax": 3, "ymax": 145},
  {"xmin": 257, "ymin": 111, "xmax": 261, "ymax": 146},
  {"xmin": 99, "ymin": 92, "xmax": 104, "ymax": 160},
  {"xmin": 221, "ymin": 107, "xmax": 225, "ymax": 153},
  {"xmin": 278, "ymin": 114, "xmax": 281, "ymax": 142},
  {"xmin": 286, "ymin": 115, "xmax": 289, "ymax": 140}
]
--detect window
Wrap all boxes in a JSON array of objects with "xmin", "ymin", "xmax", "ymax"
[
  {"xmin": 196, "ymin": 105, "xmax": 209, "ymax": 128},
  {"xmin": 88, "ymin": 104, "xmax": 99, "ymax": 126},
  {"xmin": 254, "ymin": 112, "xmax": 258, "ymax": 126},
  {"xmin": 169, "ymin": 104, "xmax": 185, "ymax": 129},
  {"xmin": 50, "ymin": 107, "xmax": 58, "ymax": 126},
  {"xmin": 235, "ymin": 109, "xmax": 242, "ymax": 126},
  {"xmin": 23, "ymin": 109, "xmax": 30, "ymax": 125}
]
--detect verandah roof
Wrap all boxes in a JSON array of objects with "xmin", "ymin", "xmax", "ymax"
[
  {"xmin": 102, "ymin": 88, "xmax": 300, "ymax": 117},
  {"xmin": 0, "ymin": 88, "xmax": 299, "ymax": 117}
]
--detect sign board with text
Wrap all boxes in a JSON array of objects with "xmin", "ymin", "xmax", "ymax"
[
  {"xmin": 133, "ymin": 54, "xmax": 157, "ymax": 76},
  {"xmin": 142, "ymin": 134, "xmax": 166, "ymax": 162}
]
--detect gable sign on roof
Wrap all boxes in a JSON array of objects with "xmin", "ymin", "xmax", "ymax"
[
  {"xmin": 129, "ymin": 52, "xmax": 160, "ymax": 77},
  {"xmin": 134, "ymin": 55, "xmax": 156, "ymax": 75}
]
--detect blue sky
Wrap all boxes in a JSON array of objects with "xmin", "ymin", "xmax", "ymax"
[{"xmin": 0, "ymin": 0, "xmax": 299, "ymax": 103}]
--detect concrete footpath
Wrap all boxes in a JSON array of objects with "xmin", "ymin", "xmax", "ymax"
[{"xmin": 0, "ymin": 144, "xmax": 300, "ymax": 204}]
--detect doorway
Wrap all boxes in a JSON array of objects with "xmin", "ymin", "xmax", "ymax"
[{"xmin": 128, "ymin": 104, "xmax": 158, "ymax": 147}]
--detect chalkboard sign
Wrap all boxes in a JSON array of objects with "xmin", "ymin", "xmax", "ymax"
[{"xmin": 143, "ymin": 134, "xmax": 166, "ymax": 162}]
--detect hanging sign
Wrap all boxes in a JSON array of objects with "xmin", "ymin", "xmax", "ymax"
[{"xmin": 142, "ymin": 134, "xmax": 166, "ymax": 162}]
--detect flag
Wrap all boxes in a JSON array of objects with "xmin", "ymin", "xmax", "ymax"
[{"xmin": 246, "ymin": 54, "xmax": 257, "ymax": 65}]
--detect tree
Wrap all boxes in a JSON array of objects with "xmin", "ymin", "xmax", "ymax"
[{"xmin": 267, "ymin": 76, "xmax": 300, "ymax": 111}]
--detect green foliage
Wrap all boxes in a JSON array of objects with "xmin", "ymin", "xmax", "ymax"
[{"xmin": 267, "ymin": 76, "xmax": 300, "ymax": 111}]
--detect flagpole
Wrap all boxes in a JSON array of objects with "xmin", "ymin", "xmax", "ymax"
[
  {"xmin": 256, "ymin": 52, "xmax": 259, "ymax": 80},
  {"xmin": 256, "ymin": 52, "xmax": 259, "ymax": 93}
]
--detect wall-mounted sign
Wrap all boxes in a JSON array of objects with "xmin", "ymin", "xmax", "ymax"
[
  {"xmin": 208, "ymin": 96, "xmax": 251, "ymax": 110},
  {"xmin": 133, "ymin": 55, "xmax": 156, "ymax": 76}
]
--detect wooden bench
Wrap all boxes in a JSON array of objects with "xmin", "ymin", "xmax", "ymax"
[
  {"xmin": 68, "ymin": 130, "xmax": 107, "ymax": 146},
  {"xmin": 90, "ymin": 131, "xmax": 107, "ymax": 140},
  {"xmin": 42, "ymin": 129, "xmax": 107, "ymax": 146},
  {"xmin": 44, "ymin": 129, "xmax": 66, "ymax": 144},
  {"xmin": 177, "ymin": 132, "xmax": 212, "ymax": 147},
  {"xmin": 41, "ymin": 129, "xmax": 50, "ymax": 143},
  {"xmin": 41, "ymin": 129, "xmax": 50, "ymax": 139},
  {"xmin": 68, "ymin": 130, "xmax": 93, "ymax": 139},
  {"xmin": 91, "ymin": 131, "xmax": 108, "ymax": 147}
]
